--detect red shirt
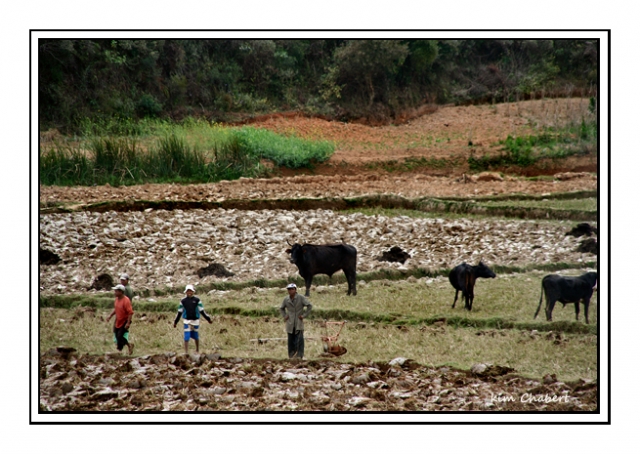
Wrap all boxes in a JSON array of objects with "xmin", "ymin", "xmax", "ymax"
[{"xmin": 114, "ymin": 296, "xmax": 133, "ymax": 328}]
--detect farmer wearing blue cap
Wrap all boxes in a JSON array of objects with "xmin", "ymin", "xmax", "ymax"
[{"xmin": 279, "ymin": 283, "xmax": 312, "ymax": 359}]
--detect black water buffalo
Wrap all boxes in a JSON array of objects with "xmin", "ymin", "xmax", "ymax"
[
  {"xmin": 285, "ymin": 242, "xmax": 357, "ymax": 297},
  {"xmin": 534, "ymin": 271, "xmax": 598, "ymax": 324},
  {"xmin": 448, "ymin": 261, "xmax": 496, "ymax": 311}
]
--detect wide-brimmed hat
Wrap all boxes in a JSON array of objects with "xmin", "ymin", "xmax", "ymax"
[
  {"xmin": 112, "ymin": 284, "xmax": 126, "ymax": 291},
  {"xmin": 184, "ymin": 284, "xmax": 196, "ymax": 293},
  {"xmin": 286, "ymin": 283, "xmax": 297, "ymax": 289}
]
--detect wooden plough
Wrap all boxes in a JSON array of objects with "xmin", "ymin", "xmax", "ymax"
[
  {"xmin": 320, "ymin": 321, "xmax": 347, "ymax": 357},
  {"xmin": 250, "ymin": 320, "xmax": 347, "ymax": 356}
]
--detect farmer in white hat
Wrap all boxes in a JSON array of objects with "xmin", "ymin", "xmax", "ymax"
[
  {"xmin": 106, "ymin": 284, "xmax": 135, "ymax": 355},
  {"xmin": 173, "ymin": 285, "xmax": 212, "ymax": 354},
  {"xmin": 119, "ymin": 273, "xmax": 134, "ymax": 302},
  {"xmin": 279, "ymin": 283, "xmax": 312, "ymax": 359}
]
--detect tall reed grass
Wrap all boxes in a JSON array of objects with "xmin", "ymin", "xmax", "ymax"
[{"xmin": 40, "ymin": 117, "xmax": 335, "ymax": 186}]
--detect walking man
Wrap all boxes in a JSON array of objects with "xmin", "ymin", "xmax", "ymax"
[
  {"xmin": 173, "ymin": 285, "xmax": 212, "ymax": 354},
  {"xmin": 106, "ymin": 284, "xmax": 134, "ymax": 355},
  {"xmin": 279, "ymin": 283, "xmax": 312, "ymax": 359}
]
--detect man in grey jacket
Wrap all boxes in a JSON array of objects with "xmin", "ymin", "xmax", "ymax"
[{"xmin": 279, "ymin": 283, "xmax": 313, "ymax": 359}]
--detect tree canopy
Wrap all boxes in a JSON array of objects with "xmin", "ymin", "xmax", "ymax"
[{"xmin": 39, "ymin": 39, "xmax": 598, "ymax": 130}]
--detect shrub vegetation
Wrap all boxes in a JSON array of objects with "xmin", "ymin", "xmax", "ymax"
[{"xmin": 39, "ymin": 121, "xmax": 335, "ymax": 186}]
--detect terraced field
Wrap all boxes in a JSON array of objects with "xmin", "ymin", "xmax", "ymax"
[{"xmin": 38, "ymin": 100, "xmax": 600, "ymax": 413}]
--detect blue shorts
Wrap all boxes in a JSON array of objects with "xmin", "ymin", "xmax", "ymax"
[{"xmin": 184, "ymin": 323, "xmax": 199, "ymax": 341}]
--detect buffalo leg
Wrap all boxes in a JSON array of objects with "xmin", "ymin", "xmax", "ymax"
[
  {"xmin": 344, "ymin": 269, "xmax": 357, "ymax": 296},
  {"xmin": 452, "ymin": 290, "xmax": 459, "ymax": 309},
  {"xmin": 583, "ymin": 297, "xmax": 590, "ymax": 324},
  {"xmin": 304, "ymin": 276, "xmax": 313, "ymax": 297},
  {"xmin": 468, "ymin": 290, "xmax": 475, "ymax": 311},
  {"xmin": 545, "ymin": 298, "xmax": 555, "ymax": 322},
  {"xmin": 574, "ymin": 301, "xmax": 580, "ymax": 322}
]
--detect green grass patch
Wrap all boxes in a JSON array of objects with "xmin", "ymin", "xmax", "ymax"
[
  {"xmin": 41, "ymin": 268, "xmax": 598, "ymax": 330},
  {"xmin": 339, "ymin": 194, "xmax": 597, "ymax": 222},
  {"xmin": 336, "ymin": 323, "xmax": 596, "ymax": 381},
  {"xmin": 74, "ymin": 115, "xmax": 164, "ymax": 137},
  {"xmin": 39, "ymin": 304, "xmax": 597, "ymax": 381},
  {"xmin": 39, "ymin": 269, "xmax": 599, "ymax": 381},
  {"xmin": 416, "ymin": 199, "xmax": 596, "ymax": 221},
  {"xmin": 40, "ymin": 118, "xmax": 335, "ymax": 185},
  {"xmin": 232, "ymin": 126, "xmax": 334, "ymax": 168},
  {"xmin": 478, "ymin": 197, "xmax": 597, "ymax": 212}
]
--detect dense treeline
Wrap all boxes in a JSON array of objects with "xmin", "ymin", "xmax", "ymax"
[{"xmin": 39, "ymin": 39, "xmax": 597, "ymax": 130}]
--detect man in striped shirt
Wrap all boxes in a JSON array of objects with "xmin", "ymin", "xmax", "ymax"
[{"xmin": 173, "ymin": 285, "xmax": 212, "ymax": 354}]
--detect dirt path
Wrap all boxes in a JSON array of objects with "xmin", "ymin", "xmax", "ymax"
[{"xmin": 40, "ymin": 172, "xmax": 597, "ymax": 205}]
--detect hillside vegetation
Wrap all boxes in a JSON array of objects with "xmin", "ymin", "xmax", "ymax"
[{"xmin": 40, "ymin": 39, "xmax": 597, "ymax": 129}]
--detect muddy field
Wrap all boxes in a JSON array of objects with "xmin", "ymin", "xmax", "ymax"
[{"xmin": 39, "ymin": 352, "xmax": 597, "ymax": 411}]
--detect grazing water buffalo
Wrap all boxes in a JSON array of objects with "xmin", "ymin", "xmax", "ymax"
[
  {"xmin": 534, "ymin": 271, "xmax": 598, "ymax": 324},
  {"xmin": 448, "ymin": 261, "xmax": 496, "ymax": 311},
  {"xmin": 285, "ymin": 241, "xmax": 357, "ymax": 297}
]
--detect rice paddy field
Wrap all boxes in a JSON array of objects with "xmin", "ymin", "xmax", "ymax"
[
  {"xmin": 38, "ymin": 101, "xmax": 600, "ymax": 412},
  {"xmin": 41, "ymin": 271, "xmax": 598, "ymax": 382},
  {"xmin": 39, "ymin": 198, "xmax": 599, "ymax": 412}
]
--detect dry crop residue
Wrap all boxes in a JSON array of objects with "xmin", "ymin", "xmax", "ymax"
[
  {"xmin": 39, "ymin": 353, "xmax": 596, "ymax": 411},
  {"xmin": 39, "ymin": 209, "xmax": 594, "ymax": 295}
]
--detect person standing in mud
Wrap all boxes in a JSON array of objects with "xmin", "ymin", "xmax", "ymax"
[
  {"xmin": 112, "ymin": 274, "xmax": 134, "ymax": 347},
  {"xmin": 279, "ymin": 283, "xmax": 312, "ymax": 359},
  {"xmin": 106, "ymin": 284, "xmax": 134, "ymax": 355},
  {"xmin": 173, "ymin": 285, "xmax": 212, "ymax": 354}
]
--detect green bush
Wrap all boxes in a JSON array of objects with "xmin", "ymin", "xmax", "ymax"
[
  {"xmin": 136, "ymin": 93, "xmax": 163, "ymax": 118},
  {"xmin": 212, "ymin": 135, "xmax": 263, "ymax": 180}
]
